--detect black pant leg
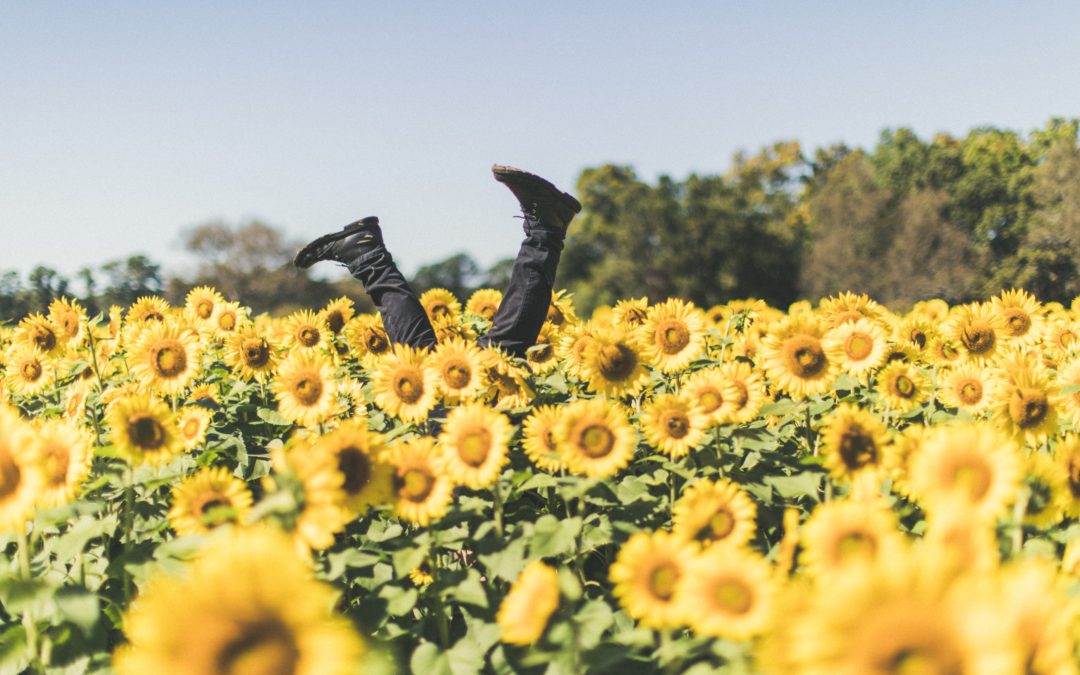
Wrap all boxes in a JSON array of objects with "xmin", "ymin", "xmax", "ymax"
[
  {"xmin": 347, "ymin": 247, "xmax": 437, "ymax": 349},
  {"xmin": 478, "ymin": 223, "xmax": 565, "ymax": 358}
]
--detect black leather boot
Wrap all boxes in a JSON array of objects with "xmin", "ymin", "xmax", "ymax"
[
  {"xmin": 293, "ymin": 216, "xmax": 382, "ymax": 270},
  {"xmin": 492, "ymin": 165, "xmax": 582, "ymax": 231}
]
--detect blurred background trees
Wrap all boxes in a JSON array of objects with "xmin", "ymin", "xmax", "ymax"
[{"xmin": 3, "ymin": 117, "xmax": 1080, "ymax": 322}]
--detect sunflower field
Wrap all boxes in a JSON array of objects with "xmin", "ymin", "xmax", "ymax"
[{"xmin": 2, "ymin": 286, "xmax": 1080, "ymax": 674}]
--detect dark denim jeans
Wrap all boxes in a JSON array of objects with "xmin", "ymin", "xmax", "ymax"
[{"xmin": 347, "ymin": 220, "xmax": 565, "ymax": 358}]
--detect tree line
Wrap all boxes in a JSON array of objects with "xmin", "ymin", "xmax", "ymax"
[{"xmin": 3, "ymin": 118, "xmax": 1080, "ymax": 323}]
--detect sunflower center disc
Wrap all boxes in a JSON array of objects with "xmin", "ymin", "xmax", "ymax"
[
  {"xmin": 952, "ymin": 462, "xmax": 991, "ymax": 501},
  {"xmin": 1004, "ymin": 309, "xmax": 1030, "ymax": 336},
  {"xmin": 444, "ymin": 362, "xmax": 471, "ymax": 389},
  {"xmin": 598, "ymin": 343, "xmax": 638, "ymax": 381},
  {"xmin": 195, "ymin": 300, "xmax": 214, "ymax": 319},
  {"xmin": 458, "ymin": 431, "xmax": 492, "ymax": 467},
  {"xmin": 218, "ymin": 313, "xmax": 237, "ymax": 331},
  {"xmin": 294, "ymin": 376, "xmax": 323, "ymax": 405},
  {"xmin": 183, "ymin": 418, "xmax": 202, "ymax": 439},
  {"xmin": 662, "ymin": 412, "xmax": 690, "ymax": 439},
  {"xmin": 783, "ymin": 335, "xmax": 827, "ymax": 378},
  {"xmin": 1068, "ymin": 459, "xmax": 1080, "ymax": 499},
  {"xmin": 243, "ymin": 339, "xmax": 270, "ymax": 367},
  {"xmin": 195, "ymin": 495, "xmax": 233, "ymax": 527},
  {"xmin": 911, "ymin": 331, "xmax": 927, "ymax": 349},
  {"xmin": 326, "ymin": 311, "xmax": 345, "ymax": 334},
  {"xmin": 394, "ymin": 373, "xmax": 424, "ymax": 404},
  {"xmin": 894, "ymin": 375, "xmax": 916, "ymax": 398},
  {"xmin": 657, "ymin": 320, "xmax": 690, "ymax": 354},
  {"xmin": 713, "ymin": 578, "xmax": 753, "ymax": 614},
  {"xmin": 529, "ymin": 343, "xmax": 553, "ymax": 363},
  {"xmin": 338, "ymin": 447, "xmax": 371, "ymax": 494},
  {"xmin": 1009, "ymin": 388, "xmax": 1048, "ymax": 428},
  {"xmin": 217, "ymin": 620, "xmax": 298, "ymax": 675},
  {"xmin": 579, "ymin": 424, "xmax": 615, "ymax": 458},
  {"xmin": 886, "ymin": 648, "xmax": 950, "ymax": 675},
  {"xmin": 33, "ymin": 326, "xmax": 57, "ymax": 352},
  {"xmin": 547, "ymin": 304, "xmax": 565, "ymax": 325},
  {"xmin": 298, "ymin": 327, "xmax": 320, "ymax": 347},
  {"xmin": 400, "ymin": 469, "xmax": 435, "ymax": 502},
  {"xmin": 649, "ymin": 563, "xmax": 679, "ymax": 601},
  {"xmin": 153, "ymin": 343, "xmax": 187, "ymax": 378},
  {"xmin": 845, "ymin": 332, "xmax": 873, "ymax": 360},
  {"xmin": 698, "ymin": 388, "xmax": 722, "ymax": 414},
  {"xmin": 0, "ymin": 457, "xmax": 22, "ymax": 499},
  {"xmin": 730, "ymin": 381, "xmax": 749, "ymax": 409},
  {"xmin": 40, "ymin": 442, "xmax": 70, "ymax": 484},
  {"xmin": 961, "ymin": 323, "xmax": 994, "ymax": 354},
  {"xmin": 706, "ymin": 509, "xmax": 735, "ymax": 540},
  {"xmin": 839, "ymin": 428, "xmax": 878, "ymax": 470},
  {"xmin": 836, "ymin": 531, "xmax": 877, "ymax": 559},
  {"xmin": 366, "ymin": 331, "xmax": 389, "ymax": 353},
  {"xmin": 129, "ymin": 415, "xmax": 166, "ymax": 450},
  {"xmin": 21, "ymin": 361, "xmax": 43, "ymax": 381},
  {"xmin": 957, "ymin": 380, "xmax": 982, "ymax": 405}
]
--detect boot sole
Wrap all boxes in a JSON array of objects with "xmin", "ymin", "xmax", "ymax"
[
  {"xmin": 293, "ymin": 216, "xmax": 379, "ymax": 269},
  {"xmin": 491, "ymin": 165, "xmax": 582, "ymax": 214}
]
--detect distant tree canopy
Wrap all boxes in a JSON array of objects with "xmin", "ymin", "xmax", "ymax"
[{"xmin": 3, "ymin": 118, "xmax": 1080, "ymax": 323}]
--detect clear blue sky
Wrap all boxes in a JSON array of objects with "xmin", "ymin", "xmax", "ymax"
[{"xmin": 2, "ymin": 2, "xmax": 1079, "ymax": 284}]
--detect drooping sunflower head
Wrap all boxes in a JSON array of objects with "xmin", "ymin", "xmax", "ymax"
[
  {"xmin": 497, "ymin": 560, "xmax": 561, "ymax": 646},
  {"xmin": 30, "ymin": 419, "xmax": 92, "ymax": 508},
  {"xmin": 312, "ymin": 421, "xmax": 392, "ymax": 516},
  {"xmin": 522, "ymin": 405, "xmax": 566, "ymax": 472},
  {"xmin": 167, "ymin": 466, "xmax": 253, "ymax": 536},
  {"xmin": 437, "ymin": 404, "xmax": 512, "ymax": 489},
  {"xmin": 114, "ymin": 527, "xmax": 365, "ymax": 675},
  {"xmin": 106, "ymin": 394, "xmax": 183, "ymax": 466},
  {"xmin": 557, "ymin": 398, "xmax": 636, "ymax": 479},
  {"xmin": 184, "ymin": 286, "xmax": 224, "ymax": 324},
  {"xmin": 672, "ymin": 478, "xmax": 757, "ymax": 550},
  {"xmin": 373, "ymin": 344, "xmax": 438, "ymax": 423},
  {"xmin": 419, "ymin": 288, "xmax": 462, "ymax": 324},
  {"xmin": 546, "ymin": 289, "xmax": 579, "ymax": 327},
  {"xmin": 224, "ymin": 325, "xmax": 280, "ymax": 382},
  {"xmin": 386, "ymin": 436, "xmax": 454, "ymax": 526},
  {"xmin": 272, "ymin": 352, "xmax": 339, "ymax": 428},
  {"xmin": 579, "ymin": 328, "xmax": 650, "ymax": 398},
  {"xmin": 610, "ymin": 530, "xmax": 698, "ymax": 630},
  {"xmin": 129, "ymin": 321, "xmax": 201, "ymax": 396},
  {"xmin": 524, "ymin": 323, "xmax": 560, "ymax": 375},
  {"xmin": 319, "ymin": 296, "xmax": 356, "ymax": 335},
  {"xmin": 640, "ymin": 298, "xmax": 706, "ymax": 374},
  {"xmin": 819, "ymin": 403, "xmax": 891, "ymax": 483},
  {"xmin": 465, "ymin": 288, "xmax": 503, "ymax": 321},
  {"xmin": 761, "ymin": 314, "xmax": 836, "ymax": 399},
  {"xmin": 640, "ymin": 392, "xmax": 709, "ymax": 459}
]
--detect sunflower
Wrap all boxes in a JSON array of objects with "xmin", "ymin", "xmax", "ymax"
[
  {"xmin": 386, "ymin": 436, "xmax": 454, "ymax": 526},
  {"xmin": 761, "ymin": 314, "xmax": 836, "ymax": 399},
  {"xmin": 906, "ymin": 423, "xmax": 1022, "ymax": 523},
  {"xmin": 223, "ymin": 325, "xmax": 280, "ymax": 382},
  {"xmin": 720, "ymin": 361, "xmax": 769, "ymax": 424},
  {"xmin": 48, "ymin": 297, "xmax": 88, "ymax": 348},
  {"xmin": 920, "ymin": 500, "xmax": 1000, "ymax": 577},
  {"xmin": 557, "ymin": 398, "xmax": 636, "ymax": 478},
  {"xmin": 799, "ymin": 498, "xmax": 905, "ymax": 580},
  {"xmin": 546, "ymin": 289, "xmax": 578, "ymax": 328},
  {"xmin": 438, "ymin": 404, "xmax": 512, "ymax": 489},
  {"xmin": 895, "ymin": 313, "xmax": 938, "ymax": 354},
  {"xmin": 937, "ymin": 362, "xmax": 998, "ymax": 414},
  {"xmin": 876, "ymin": 361, "xmax": 929, "ymax": 413},
  {"xmin": 184, "ymin": 286, "xmax": 223, "ymax": 325},
  {"xmin": 4, "ymin": 346, "xmax": 53, "ymax": 397},
  {"xmin": 409, "ymin": 564, "xmax": 434, "ymax": 587},
  {"xmin": 465, "ymin": 288, "xmax": 503, "ymax": 320},
  {"xmin": 818, "ymin": 403, "xmax": 891, "ymax": 486},
  {"xmin": 926, "ymin": 335, "xmax": 963, "ymax": 366},
  {"xmin": 555, "ymin": 322, "xmax": 597, "ymax": 378},
  {"xmin": 675, "ymin": 547, "xmax": 774, "ymax": 640},
  {"xmin": 167, "ymin": 466, "xmax": 253, "ymax": 536},
  {"xmin": 481, "ymin": 349, "xmax": 535, "ymax": 410},
  {"xmin": 640, "ymin": 392, "xmax": 708, "ymax": 458},
  {"xmin": 268, "ymin": 442, "xmax": 350, "ymax": 551},
  {"xmin": 1055, "ymin": 434, "xmax": 1080, "ymax": 518},
  {"xmin": 991, "ymin": 288, "xmax": 1044, "ymax": 347},
  {"xmin": 672, "ymin": 478, "xmax": 757, "ymax": 550},
  {"xmin": 64, "ymin": 380, "xmax": 90, "ymax": 423},
  {"xmin": 431, "ymin": 314, "xmax": 475, "ymax": 344},
  {"xmin": 420, "ymin": 288, "xmax": 461, "ymax": 324},
  {"xmin": 0, "ymin": 408, "xmax": 44, "ymax": 532},
  {"xmin": 176, "ymin": 406, "xmax": 212, "ymax": 451},
  {"xmin": 128, "ymin": 321, "xmax": 201, "ymax": 396},
  {"xmin": 1022, "ymin": 452, "xmax": 1068, "ymax": 528},
  {"xmin": 107, "ymin": 394, "xmax": 184, "ymax": 466},
  {"xmin": 311, "ymin": 422, "xmax": 392, "ymax": 515},
  {"xmin": 272, "ymin": 352, "xmax": 339, "ymax": 428},
  {"xmin": 127, "ymin": 295, "xmax": 171, "ymax": 326},
  {"xmin": 640, "ymin": 298, "xmax": 706, "ymax": 374},
  {"xmin": 428, "ymin": 338, "xmax": 487, "ymax": 403},
  {"xmin": 823, "ymin": 317, "xmax": 889, "ymax": 381},
  {"xmin": 1055, "ymin": 357, "xmax": 1080, "ymax": 425},
  {"xmin": 1043, "ymin": 318, "xmax": 1080, "ymax": 356},
  {"xmin": 680, "ymin": 368, "xmax": 739, "ymax": 426},
  {"xmin": 372, "ymin": 344, "xmax": 437, "ymax": 423},
  {"xmin": 818, "ymin": 291, "xmax": 888, "ymax": 329},
  {"xmin": 525, "ymin": 323, "xmax": 560, "ymax": 375},
  {"xmin": 947, "ymin": 302, "xmax": 1005, "ymax": 365},
  {"xmin": 610, "ymin": 530, "xmax": 697, "ymax": 630},
  {"xmin": 344, "ymin": 314, "xmax": 392, "ymax": 368},
  {"xmin": 282, "ymin": 309, "xmax": 331, "ymax": 355},
  {"xmin": 12, "ymin": 313, "xmax": 66, "ymax": 360},
  {"xmin": 612, "ymin": 297, "xmax": 649, "ymax": 329},
  {"xmin": 30, "ymin": 419, "xmax": 92, "ymax": 508},
  {"xmin": 990, "ymin": 365, "xmax": 1060, "ymax": 445},
  {"xmin": 319, "ymin": 297, "xmax": 356, "ymax": 336},
  {"xmin": 335, "ymin": 378, "xmax": 368, "ymax": 420},
  {"xmin": 210, "ymin": 300, "xmax": 248, "ymax": 335},
  {"xmin": 579, "ymin": 328, "xmax": 651, "ymax": 398},
  {"xmin": 521, "ymin": 405, "xmax": 566, "ymax": 472},
  {"xmin": 114, "ymin": 527, "xmax": 364, "ymax": 675},
  {"xmin": 497, "ymin": 560, "xmax": 560, "ymax": 646}
]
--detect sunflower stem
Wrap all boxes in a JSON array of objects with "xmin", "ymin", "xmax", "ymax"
[
  {"xmin": 121, "ymin": 464, "xmax": 136, "ymax": 606},
  {"xmin": 430, "ymin": 528, "xmax": 451, "ymax": 648},
  {"xmin": 17, "ymin": 524, "xmax": 42, "ymax": 674},
  {"xmin": 1012, "ymin": 491, "xmax": 1028, "ymax": 555},
  {"xmin": 804, "ymin": 403, "xmax": 816, "ymax": 455},
  {"xmin": 492, "ymin": 476, "xmax": 505, "ymax": 539}
]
